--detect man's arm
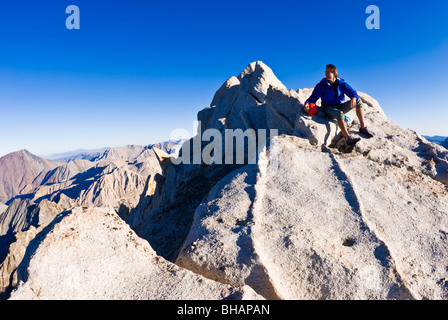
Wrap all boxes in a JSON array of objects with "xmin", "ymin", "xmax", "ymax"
[
  {"xmin": 304, "ymin": 83, "xmax": 322, "ymax": 111},
  {"xmin": 341, "ymin": 82, "xmax": 359, "ymax": 100},
  {"xmin": 341, "ymin": 82, "xmax": 359, "ymax": 109}
]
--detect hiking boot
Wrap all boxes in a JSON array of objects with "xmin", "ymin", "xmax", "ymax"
[
  {"xmin": 346, "ymin": 136, "xmax": 361, "ymax": 145},
  {"xmin": 359, "ymin": 126, "xmax": 374, "ymax": 138}
]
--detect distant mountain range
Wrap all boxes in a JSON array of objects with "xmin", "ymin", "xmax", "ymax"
[
  {"xmin": 0, "ymin": 140, "xmax": 185, "ymax": 205},
  {"xmin": 40, "ymin": 140, "xmax": 186, "ymax": 163},
  {"xmin": 422, "ymin": 135, "xmax": 448, "ymax": 144},
  {"xmin": 41, "ymin": 147, "xmax": 111, "ymax": 162}
]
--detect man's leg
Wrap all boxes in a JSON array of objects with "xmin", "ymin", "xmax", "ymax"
[
  {"xmin": 337, "ymin": 118, "xmax": 350, "ymax": 139},
  {"xmin": 340, "ymin": 98, "xmax": 374, "ymax": 137},
  {"xmin": 340, "ymin": 98, "xmax": 367, "ymax": 127},
  {"xmin": 356, "ymin": 106, "xmax": 366, "ymax": 129},
  {"xmin": 323, "ymin": 106, "xmax": 351, "ymax": 140}
]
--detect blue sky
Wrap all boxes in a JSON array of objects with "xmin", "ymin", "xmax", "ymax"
[{"xmin": 0, "ymin": 0, "xmax": 447, "ymax": 157}]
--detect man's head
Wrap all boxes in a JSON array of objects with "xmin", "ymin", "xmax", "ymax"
[{"xmin": 325, "ymin": 64, "xmax": 338, "ymax": 80}]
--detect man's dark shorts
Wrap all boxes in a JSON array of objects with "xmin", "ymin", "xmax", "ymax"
[{"xmin": 322, "ymin": 98, "xmax": 364, "ymax": 120}]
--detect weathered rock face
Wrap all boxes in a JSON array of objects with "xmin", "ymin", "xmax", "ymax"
[
  {"xmin": 254, "ymin": 136, "xmax": 448, "ymax": 299},
  {"xmin": 176, "ymin": 134, "xmax": 448, "ymax": 299},
  {"xmin": 175, "ymin": 164, "xmax": 280, "ymax": 300},
  {"xmin": 9, "ymin": 207, "xmax": 262, "ymax": 300}
]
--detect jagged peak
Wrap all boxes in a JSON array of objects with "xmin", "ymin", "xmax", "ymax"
[
  {"xmin": 237, "ymin": 61, "xmax": 286, "ymax": 91},
  {"xmin": 238, "ymin": 61, "xmax": 272, "ymax": 79},
  {"xmin": 1, "ymin": 149, "xmax": 59, "ymax": 166},
  {"xmin": 2, "ymin": 149, "xmax": 33, "ymax": 159}
]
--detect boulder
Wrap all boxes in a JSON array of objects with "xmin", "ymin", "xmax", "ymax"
[{"xmin": 9, "ymin": 207, "xmax": 262, "ymax": 300}]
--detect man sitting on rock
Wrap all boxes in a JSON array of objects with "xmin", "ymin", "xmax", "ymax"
[{"xmin": 304, "ymin": 64, "xmax": 374, "ymax": 145}]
